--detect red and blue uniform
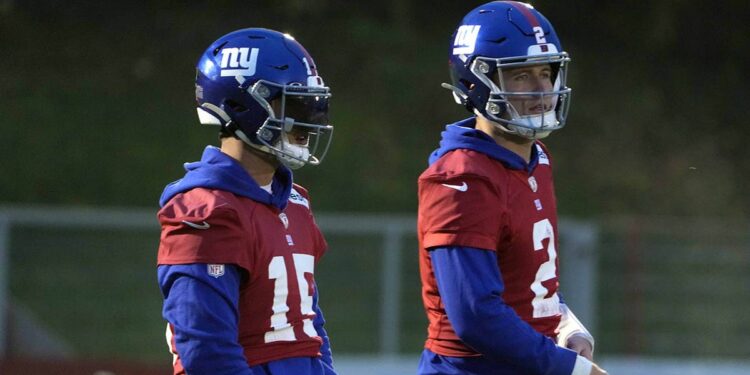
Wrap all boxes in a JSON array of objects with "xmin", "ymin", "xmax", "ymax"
[
  {"xmin": 157, "ymin": 146, "xmax": 335, "ymax": 375},
  {"xmin": 417, "ymin": 118, "xmax": 577, "ymax": 374}
]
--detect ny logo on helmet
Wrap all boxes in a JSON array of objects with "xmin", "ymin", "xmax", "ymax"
[
  {"xmin": 453, "ymin": 25, "xmax": 481, "ymax": 55},
  {"xmin": 220, "ymin": 47, "xmax": 259, "ymax": 77}
]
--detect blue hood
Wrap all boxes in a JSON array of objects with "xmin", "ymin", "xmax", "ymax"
[
  {"xmin": 428, "ymin": 117, "xmax": 540, "ymax": 172},
  {"xmin": 159, "ymin": 146, "xmax": 292, "ymax": 210}
]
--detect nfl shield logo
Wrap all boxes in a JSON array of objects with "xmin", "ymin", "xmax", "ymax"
[{"xmin": 207, "ymin": 264, "xmax": 225, "ymax": 278}]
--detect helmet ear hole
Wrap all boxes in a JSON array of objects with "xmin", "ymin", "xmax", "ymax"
[
  {"xmin": 225, "ymin": 99, "xmax": 248, "ymax": 113},
  {"xmin": 458, "ymin": 79, "xmax": 474, "ymax": 91}
]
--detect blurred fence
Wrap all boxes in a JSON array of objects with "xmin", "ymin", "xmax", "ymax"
[
  {"xmin": 0, "ymin": 206, "xmax": 748, "ymax": 371},
  {"xmin": 597, "ymin": 216, "xmax": 750, "ymax": 357},
  {"xmin": 0, "ymin": 206, "xmax": 596, "ymax": 362}
]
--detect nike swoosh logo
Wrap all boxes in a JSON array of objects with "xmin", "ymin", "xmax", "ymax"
[
  {"xmin": 182, "ymin": 220, "xmax": 210, "ymax": 230},
  {"xmin": 441, "ymin": 182, "xmax": 468, "ymax": 192}
]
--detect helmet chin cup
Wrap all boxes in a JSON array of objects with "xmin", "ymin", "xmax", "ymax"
[
  {"xmin": 274, "ymin": 133, "xmax": 311, "ymax": 170},
  {"xmin": 476, "ymin": 109, "xmax": 556, "ymax": 140}
]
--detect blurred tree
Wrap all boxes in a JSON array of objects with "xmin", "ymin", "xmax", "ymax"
[{"xmin": 0, "ymin": 0, "xmax": 748, "ymax": 217}]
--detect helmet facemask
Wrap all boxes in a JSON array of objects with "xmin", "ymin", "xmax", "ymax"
[
  {"xmin": 244, "ymin": 79, "xmax": 333, "ymax": 169},
  {"xmin": 470, "ymin": 52, "xmax": 571, "ymax": 139}
]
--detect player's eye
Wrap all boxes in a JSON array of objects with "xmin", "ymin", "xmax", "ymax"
[{"xmin": 513, "ymin": 73, "xmax": 529, "ymax": 82}]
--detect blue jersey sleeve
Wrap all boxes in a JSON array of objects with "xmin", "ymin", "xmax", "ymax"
[
  {"xmin": 312, "ymin": 283, "xmax": 337, "ymax": 375},
  {"xmin": 158, "ymin": 264, "xmax": 252, "ymax": 375},
  {"xmin": 430, "ymin": 247, "xmax": 577, "ymax": 375}
]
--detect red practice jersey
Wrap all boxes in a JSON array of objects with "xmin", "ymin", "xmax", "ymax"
[
  {"xmin": 418, "ymin": 143, "xmax": 562, "ymax": 357},
  {"xmin": 158, "ymin": 185, "xmax": 327, "ymax": 366}
]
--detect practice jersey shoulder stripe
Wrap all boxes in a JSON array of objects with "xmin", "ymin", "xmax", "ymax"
[
  {"xmin": 536, "ymin": 144, "xmax": 550, "ymax": 166},
  {"xmin": 289, "ymin": 187, "xmax": 310, "ymax": 209}
]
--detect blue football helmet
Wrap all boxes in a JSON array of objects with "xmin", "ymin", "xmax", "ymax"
[
  {"xmin": 195, "ymin": 28, "xmax": 332, "ymax": 169},
  {"xmin": 445, "ymin": 1, "xmax": 571, "ymax": 139}
]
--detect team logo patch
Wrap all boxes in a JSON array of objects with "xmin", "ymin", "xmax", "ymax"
[
  {"xmin": 207, "ymin": 264, "xmax": 225, "ymax": 278},
  {"xmin": 279, "ymin": 213, "xmax": 289, "ymax": 229},
  {"xmin": 528, "ymin": 176, "xmax": 538, "ymax": 192},
  {"xmin": 453, "ymin": 25, "xmax": 481, "ymax": 56},
  {"xmin": 219, "ymin": 47, "xmax": 259, "ymax": 77}
]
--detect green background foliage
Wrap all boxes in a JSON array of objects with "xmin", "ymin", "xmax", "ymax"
[{"xmin": 2, "ymin": 1, "xmax": 749, "ymax": 216}]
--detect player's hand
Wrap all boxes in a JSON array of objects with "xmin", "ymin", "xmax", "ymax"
[
  {"xmin": 567, "ymin": 335, "xmax": 594, "ymax": 360},
  {"xmin": 589, "ymin": 362, "xmax": 608, "ymax": 375}
]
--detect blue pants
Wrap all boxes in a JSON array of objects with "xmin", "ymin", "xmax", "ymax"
[
  {"xmin": 417, "ymin": 349, "xmax": 521, "ymax": 375},
  {"xmin": 249, "ymin": 357, "xmax": 336, "ymax": 375}
]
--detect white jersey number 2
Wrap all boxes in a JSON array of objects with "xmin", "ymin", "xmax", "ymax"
[
  {"xmin": 265, "ymin": 254, "xmax": 318, "ymax": 343},
  {"xmin": 530, "ymin": 219, "xmax": 561, "ymax": 318}
]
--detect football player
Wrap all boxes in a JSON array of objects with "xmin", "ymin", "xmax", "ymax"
[
  {"xmin": 417, "ymin": 2, "xmax": 608, "ymax": 375},
  {"xmin": 156, "ymin": 28, "xmax": 336, "ymax": 375}
]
